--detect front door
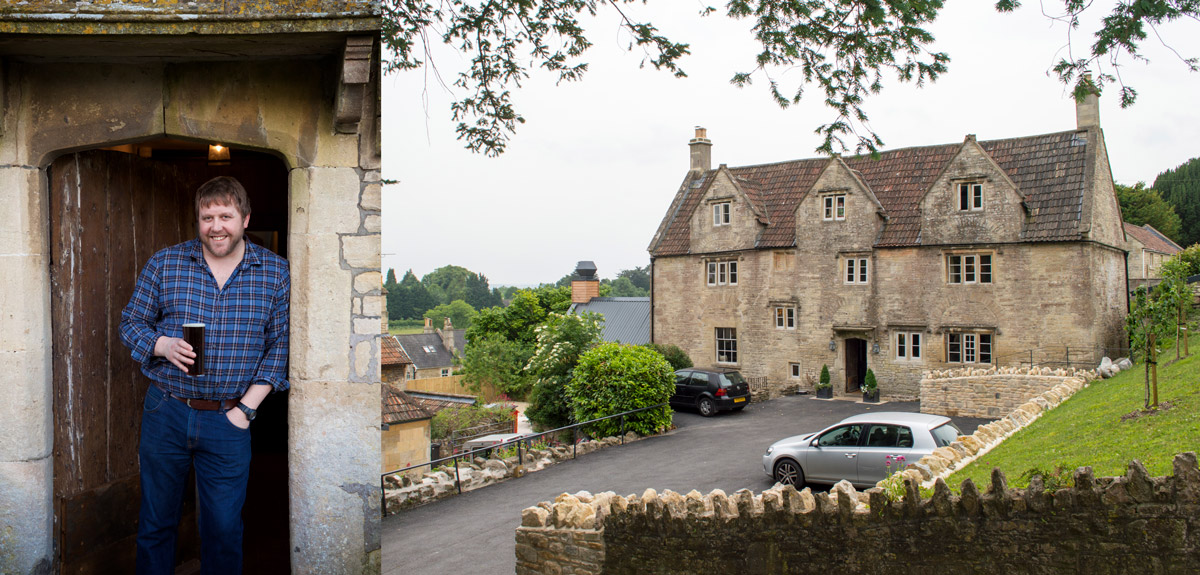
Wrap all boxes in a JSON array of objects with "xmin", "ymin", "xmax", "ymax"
[
  {"xmin": 50, "ymin": 150, "xmax": 199, "ymax": 574},
  {"xmin": 845, "ymin": 338, "xmax": 867, "ymax": 392}
]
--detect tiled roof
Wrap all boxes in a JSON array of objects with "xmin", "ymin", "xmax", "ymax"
[
  {"xmin": 568, "ymin": 297, "xmax": 651, "ymax": 345},
  {"xmin": 382, "ymin": 385, "xmax": 432, "ymax": 425},
  {"xmin": 1124, "ymin": 222, "xmax": 1183, "ymax": 255},
  {"xmin": 394, "ymin": 330, "xmax": 466, "ymax": 370},
  {"xmin": 406, "ymin": 391, "xmax": 477, "ymax": 415},
  {"xmin": 381, "ymin": 335, "xmax": 411, "ymax": 366},
  {"xmin": 650, "ymin": 130, "xmax": 1092, "ymax": 255}
]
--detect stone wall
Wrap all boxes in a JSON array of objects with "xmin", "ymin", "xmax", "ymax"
[
  {"xmin": 516, "ymin": 453, "xmax": 1200, "ymax": 575},
  {"xmin": 920, "ymin": 366, "xmax": 1094, "ymax": 419}
]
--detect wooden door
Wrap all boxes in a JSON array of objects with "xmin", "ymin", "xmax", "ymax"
[{"xmin": 50, "ymin": 150, "xmax": 198, "ymax": 574}]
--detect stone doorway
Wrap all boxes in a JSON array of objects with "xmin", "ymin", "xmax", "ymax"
[
  {"xmin": 844, "ymin": 338, "xmax": 867, "ymax": 393},
  {"xmin": 48, "ymin": 142, "xmax": 291, "ymax": 574}
]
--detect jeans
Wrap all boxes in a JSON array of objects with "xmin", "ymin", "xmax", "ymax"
[{"xmin": 136, "ymin": 384, "xmax": 251, "ymax": 575}]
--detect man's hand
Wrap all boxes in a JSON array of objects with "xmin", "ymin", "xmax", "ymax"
[
  {"xmin": 154, "ymin": 336, "xmax": 195, "ymax": 374},
  {"xmin": 225, "ymin": 408, "xmax": 251, "ymax": 430}
]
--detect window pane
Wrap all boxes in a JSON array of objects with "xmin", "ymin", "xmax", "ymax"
[
  {"xmin": 865, "ymin": 425, "xmax": 901, "ymax": 447},
  {"xmin": 911, "ymin": 333, "xmax": 921, "ymax": 359},
  {"xmin": 775, "ymin": 308, "xmax": 783, "ymax": 328},
  {"xmin": 836, "ymin": 196, "xmax": 845, "ymax": 218},
  {"xmin": 973, "ymin": 184, "xmax": 983, "ymax": 209},
  {"xmin": 791, "ymin": 363, "xmax": 801, "ymax": 377},
  {"xmin": 859, "ymin": 258, "xmax": 868, "ymax": 283},
  {"xmin": 948, "ymin": 334, "xmax": 961, "ymax": 362},
  {"xmin": 959, "ymin": 184, "xmax": 968, "ymax": 210},
  {"xmin": 786, "ymin": 308, "xmax": 795, "ymax": 328},
  {"xmin": 824, "ymin": 196, "xmax": 833, "ymax": 219},
  {"xmin": 846, "ymin": 259, "xmax": 855, "ymax": 283},
  {"xmin": 818, "ymin": 424, "xmax": 863, "ymax": 447},
  {"xmin": 897, "ymin": 333, "xmax": 906, "ymax": 358},
  {"xmin": 980, "ymin": 255, "xmax": 992, "ymax": 283},
  {"xmin": 980, "ymin": 334, "xmax": 992, "ymax": 364},
  {"xmin": 716, "ymin": 328, "xmax": 738, "ymax": 363},
  {"xmin": 949, "ymin": 255, "xmax": 962, "ymax": 284},
  {"xmin": 964, "ymin": 255, "xmax": 976, "ymax": 283},
  {"xmin": 718, "ymin": 262, "xmax": 727, "ymax": 284},
  {"xmin": 964, "ymin": 334, "xmax": 977, "ymax": 363},
  {"xmin": 729, "ymin": 262, "xmax": 738, "ymax": 284},
  {"xmin": 708, "ymin": 262, "xmax": 716, "ymax": 285}
]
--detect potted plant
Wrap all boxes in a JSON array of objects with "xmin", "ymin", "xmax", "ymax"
[
  {"xmin": 815, "ymin": 364, "xmax": 833, "ymax": 399},
  {"xmin": 862, "ymin": 369, "xmax": 879, "ymax": 403}
]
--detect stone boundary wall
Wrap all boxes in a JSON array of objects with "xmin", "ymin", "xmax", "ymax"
[
  {"xmin": 920, "ymin": 365, "xmax": 1096, "ymax": 418},
  {"xmin": 902, "ymin": 368, "xmax": 1091, "ymax": 487},
  {"xmin": 385, "ymin": 433, "xmax": 644, "ymax": 513},
  {"xmin": 516, "ymin": 453, "xmax": 1200, "ymax": 574}
]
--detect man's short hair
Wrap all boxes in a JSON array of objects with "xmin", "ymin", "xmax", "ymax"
[{"xmin": 196, "ymin": 176, "xmax": 251, "ymax": 218}]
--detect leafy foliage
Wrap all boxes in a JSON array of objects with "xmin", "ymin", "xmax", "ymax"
[
  {"xmin": 568, "ymin": 342, "xmax": 674, "ymax": 437},
  {"xmin": 384, "ymin": 0, "xmax": 688, "ymax": 156},
  {"xmin": 863, "ymin": 368, "xmax": 877, "ymax": 393},
  {"xmin": 1116, "ymin": 183, "xmax": 1183, "ymax": 242},
  {"xmin": 461, "ymin": 332, "xmax": 534, "ymax": 399},
  {"xmin": 386, "ymin": 269, "xmax": 438, "ymax": 320},
  {"xmin": 644, "ymin": 342, "xmax": 693, "ymax": 371},
  {"xmin": 1153, "ymin": 156, "xmax": 1200, "ymax": 248},
  {"xmin": 385, "ymin": 1, "xmax": 1195, "ymax": 157},
  {"xmin": 817, "ymin": 364, "xmax": 831, "ymax": 389},
  {"xmin": 523, "ymin": 312, "xmax": 605, "ymax": 430},
  {"xmin": 423, "ymin": 299, "xmax": 478, "ymax": 331}
]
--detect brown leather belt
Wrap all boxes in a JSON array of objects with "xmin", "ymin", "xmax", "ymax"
[{"xmin": 169, "ymin": 395, "xmax": 239, "ymax": 411}]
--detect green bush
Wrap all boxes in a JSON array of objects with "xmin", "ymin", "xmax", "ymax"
[
  {"xmin": 644, "ymin": 342, "xmax": 693, "ymax": 371},
  {"xmin": 567, "ymin": 342, "xmax": 674, "ymax": 437},
  {"xmin": 524, "ymin": 312, "xmax": 603, "ymax": 430},
  {"xmin": 430, "ymin": 405, "xmax": 514, "ymax": 440},
  {"xmin": 864, "ymin": 369, "xmax": 877, "ymax": 393},
  {"xmin": 817, "ymin": 364, "xmax": 831, "ymax": 389}
]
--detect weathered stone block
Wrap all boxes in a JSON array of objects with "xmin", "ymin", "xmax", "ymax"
[
  {"xmin": 360, "ymin": 182, "xmax": 381, "ymax": 211},
  {"xmin": 354, "ymin": 271, "xmax": 381, "ymax": 295},
  {"xmin": 0, "ymin": 349, "xmax": 51, "ymax": 461},
  {"xmin": 342, "ymin": 234, "xmax": 380, "ymax": 269},
  {"xmin": 288, "ymin": 380, "xmax": 380, "ymax": 575},
  {"xmin": 288, "ymin": 234, "xmax": 351, "ymax": 381},
  {"xmin": 0, "ymin": 168, "xmax": 45, "ymax": 256},
  {"xmin": 290, "ymin": 167, "xmax": 363, "ymax": 235},
  {"xmin": 0, "ymin": 457, "xmax": 52, "ymax": 575}
]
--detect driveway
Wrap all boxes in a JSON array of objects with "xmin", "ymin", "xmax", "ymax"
[{"xmin": 382, "ymin": 396, "xmax": 990, "ymax": 574}]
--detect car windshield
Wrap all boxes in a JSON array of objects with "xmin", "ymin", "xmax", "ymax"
[
  {"xmin": 930, "ymin": 422, "xmax": 962, "ymax": 447},
  {"xmin": 719, "ymin": 372, "xmax": 745, "ymax": 386}
]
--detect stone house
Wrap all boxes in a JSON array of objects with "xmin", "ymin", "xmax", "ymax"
[
  {"xmin": 1123, "ymin": 222, "xmax": 1183, "ymax": 291},
  {"xmin": 396, "ymin": 318, "xmax": 466, "ymax": 379},
  {"xmin": 381, "ymin": 385, "xmax": 432, "ymax": 476},
  {"xmin": 0, "ymin": 3, "xmax": 382, "ymax": 574},
  {"xmin": 648, "ymin": 95, "xmax": 1127, "ymax": 400},
  {"xmin": 382, "ymin": 334, "xmax": 413, "ymax": 386}
]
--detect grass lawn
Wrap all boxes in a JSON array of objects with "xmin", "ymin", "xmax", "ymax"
[{"xmin": 947, "ymin": 331, "xmax": 1200, "ymax": 491}]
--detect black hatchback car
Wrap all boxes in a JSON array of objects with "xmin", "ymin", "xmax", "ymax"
[{"xmin": 670, "ymin": 368, "xmax": 751, "ymax": 416}]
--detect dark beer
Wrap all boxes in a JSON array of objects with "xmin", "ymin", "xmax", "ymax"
[{"xmin": 183, "ymin": 323, "xmax": 205, "ymax": 376}]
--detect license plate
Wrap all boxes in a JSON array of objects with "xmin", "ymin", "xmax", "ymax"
[{"xmin": 733, "ymin": 397, "xmax": 746, "ymax": 403}]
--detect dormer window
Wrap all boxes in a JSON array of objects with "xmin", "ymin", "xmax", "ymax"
[
  {"xmin": 423, "ymin": 345, "xmax": 437, "ymax": 353},
  {"xmin": 713, "ymin": 202, "xmax": 731, "ymax": 226},
  {"xmin": 823, "ymin": 194, "xmax": 846, "ymax": 221},
  {"xmin": 957, "ymin": 182, "xmax": 983, "ymax": 211}
]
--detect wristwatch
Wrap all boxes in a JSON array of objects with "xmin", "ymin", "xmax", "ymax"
[{"xmin": 236, "ymin": 402, "xmax": 257, "ymax": 422}]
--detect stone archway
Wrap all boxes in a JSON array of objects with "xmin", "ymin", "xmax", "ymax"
[{"xmin": 0, "ymin": 33, "xmax": 383, "ymax": 574}]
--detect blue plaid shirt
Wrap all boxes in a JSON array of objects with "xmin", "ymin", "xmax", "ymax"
[{"xmin": 119, "ymin": 238, "xmax": 290, "ymax": 399}]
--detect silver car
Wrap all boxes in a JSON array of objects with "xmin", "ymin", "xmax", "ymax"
[{"xmin": 762, "ymin": 412, "xmax": 962, "ymax": 489}]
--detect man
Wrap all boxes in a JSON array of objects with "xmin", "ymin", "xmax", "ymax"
[{"xmin": 119, "ymin": 176, "xmax": 290, "ymax": 575}]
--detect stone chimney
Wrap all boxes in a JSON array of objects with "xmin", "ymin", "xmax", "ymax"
[
  {"xmin": 423, "ymin": 317, "xmax": 433, "ymax": 334},
  {"xmin": 571, "ymin": 260, "xmax": 600, "ymax": 305},
  {"xmin": 1076, "ymin": 75, "xmax": 1100, "ymax": 129},
  {"xmin": 441, "ymin": 317, "xmax": 455, "ymax": 354},
  {"xmin": 689, "ymin": 126, "xmax": 712, "ymax": 174}
]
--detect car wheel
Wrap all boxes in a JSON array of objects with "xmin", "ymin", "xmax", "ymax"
[
  {"xmin": 697, "ymin": 397, "xmax": 716, "ymax": 417},
  {"xmin": 773, "ymin": 459, "xmax": 804, "ymax": 488}
]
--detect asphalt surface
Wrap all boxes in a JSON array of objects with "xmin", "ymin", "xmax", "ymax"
[{"xmin": 381, "ymin": 396, "xmax": 991, "ymax": 575}]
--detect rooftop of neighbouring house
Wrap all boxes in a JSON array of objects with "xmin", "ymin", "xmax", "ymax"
[{"xmin": 1123, "ymin": 222, "xmax": 1184, "ymax": 255}]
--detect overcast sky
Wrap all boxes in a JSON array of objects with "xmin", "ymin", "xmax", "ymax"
[{"xmin": 382, "ymin": 2, "xmax": 1200, "ymax": 287}]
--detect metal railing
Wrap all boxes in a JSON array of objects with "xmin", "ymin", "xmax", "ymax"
[{"xmin": 381, "ymin": 402, "xmax": 668, "ymax": 516}]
